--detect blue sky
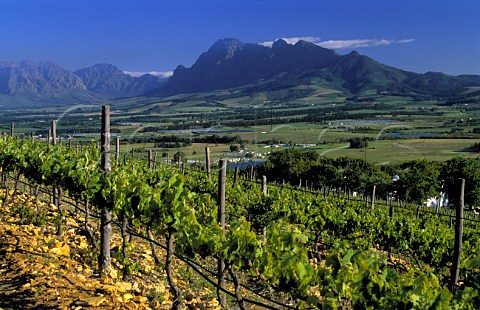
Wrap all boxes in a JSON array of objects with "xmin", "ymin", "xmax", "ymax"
[{"xmin": 1, "ymin": 0, "xmax": 479, "ymax": 76}]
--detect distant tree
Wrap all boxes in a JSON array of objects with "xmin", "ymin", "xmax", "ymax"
[
  {"xmin": 349, "ymin": 137, "xmax": 368, "ymax": 149},
  {"xmin": 469, "ymin": 142, "xmax": 480, "ymax": 153},
  {"xmin": 442, "ymin": 157, "xmax": 480, "ymax": 207},
  {"xmin": 263, "ymin": 148, "xmax": 318, "ymax": 184},
  {"xmin": 361, "ymin": 169, "xmax": 392, "ymax": 198},
  {"xmin": 232, "ymin": 135, "xmax": 243, "ymax": 143},
  {"xmin": 230, "ymin": 144, "xmax": 240, "ymax": 152},
  {"xmin": 396, "ymin": 160, "xmax": 441, "ymax": 203},
  {"xmin": 310, "ymin": 157, "xmax": 337, "ymax": 189},
  {"xmin": 334, "ymin": 157, "xmax": 376, "ymax": 194},
  {"xmin": 173, "ymin": 151, "xmax": 186, "ymax": 163}
]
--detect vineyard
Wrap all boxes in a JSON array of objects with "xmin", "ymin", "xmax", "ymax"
[{"xmin": 0, "ymin": 107, "xmax": 479, "ymax": 309}]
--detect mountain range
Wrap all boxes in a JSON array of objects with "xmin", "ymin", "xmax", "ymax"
[
  {"xmin": 0, "ymin": 62, "xmax": 166, "ymax": 106},
  {"xmin": 1, "ymin": 38, "xmax": 479, "ymax": 107},
  {"xmin": 149, "ymin": 38, "xmax": 480, "ymax": 98}
]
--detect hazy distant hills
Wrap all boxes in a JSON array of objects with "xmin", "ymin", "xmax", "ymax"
[
  {"xmin": 0, "ymin": 61, "xmax": 93, "ymax": 104},
  {"xmin": 1, "ymin": 38, "xmax": 479, "ymax": 107},
  {"xmin": 74, "ymin": 63, "xmax": 166, "ymax": 99},
  {"xmin": 148, "ymin": 38, "xmax": 480, "ymax": 98},
  {"xmin": 0, "ymin": 61, "xmax": 166, "ymax": 106}
]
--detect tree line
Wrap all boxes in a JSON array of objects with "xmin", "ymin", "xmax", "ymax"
[
  {"xmin": 124, "ymin": 134, "xmax": 244, "ymax": 146},
  {"xmin": 258, "ymin": 148, "xmax": 480, "ymax": 207}
]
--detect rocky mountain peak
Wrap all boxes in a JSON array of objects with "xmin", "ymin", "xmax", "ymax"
[
  {"xmin": 74, "ymin": 63, "xmax": 165, "ymax": 99},
  {"xmin": 272, "ymin": 38, "xmax": 289, "ymax": 49},
  {"xmin": 209, "ymin": 38, "xmax": 244, "ymax": 51},
  {"xmin": 0, "ymin": 60, "xmax": 86, "ymax": 96}
]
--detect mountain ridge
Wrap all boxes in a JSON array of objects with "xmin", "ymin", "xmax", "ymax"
[
  {"xmin": 74, "ymin": 63, "xmax": 166, "ymax": 99},
  {"xmin": 0, "ymin": 61, "xmax": 167, "ymax": 106},
  {"xmin": 1, "ymin": 38, "xmax": 479, "ymax": 107},
  {"xmin": 147, "ymin": 38, "xmax": 480, "ymax": 98}
]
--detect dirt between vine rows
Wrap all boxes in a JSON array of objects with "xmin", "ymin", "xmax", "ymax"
[{"xmin": 0, "ymin": 189, "xmax": 223, "ymax": 309}]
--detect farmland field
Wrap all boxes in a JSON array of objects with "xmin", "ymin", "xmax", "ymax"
[{"xmin": 0, "ymin": 93, "xmax": 478, "ymax": 165}]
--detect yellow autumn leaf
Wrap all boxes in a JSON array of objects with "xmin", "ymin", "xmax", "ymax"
[
  {"xmin": 115, "ymin": 281, "xmax": 132, "ymax": 293},
  {"xmin": 207, "ymin": 299, "xmax": 220, "ymax": 307},
  {"xmin": 101, "ymin": 276, "xmax": 113, "ymax": 285},
  {"xmin": 143, "ymin": 249, "xmax": 152, "ymax": 255},
  {"xmin": 140, "ymin": 253, "xmax": 152, "ymax": 260},
  {"xmin": 83, "ymin": 296, "xmax": 107, "ymax": 307},
  {"xmin": 21, "ymin": 283, "xmax": 31, "ymax": 289},
  {"xmin": 49, "ymin": 243, "xmax": 70, "ymax": 256},
  {"xmin": 66, "ymin": 218, "xmax": 79, "ymax": 227},
  {"xmin": 78, "ymin": 239, "xmax": 88, "ymax": 249},
  {"xmin": 123, "ymin": 293, "xmax": 134, "ymax": 300},
  {"xmin": 100, "ymin": 284, "xmax": 117, "ymax": 294},
  {"xmin": 133, "ymin": 296, "xmax": 148, "ymax": 303}
]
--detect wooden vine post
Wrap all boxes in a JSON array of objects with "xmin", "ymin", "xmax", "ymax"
[
  {"xmin": 451, "ymin": 178, "xmax": 465, "ymax": 291},
  {"xmin": 10, "ymin": 122, "xmax": 14, "ymax": 137},
  {"xmin": 51, "ymin": 120, "xmax": 57, "ymax": 146},
  {"xmin": 148, "ymin": 149, "xmax": 153, "ymax": 170},
  {"xmin": 371, "ymin": 185, "xmax": 376, "ymax": 209},
  {"xmin": 262, "ymin": 175, "xmax": 267, "ymax": 196},
  {"xmin": 233, "ymin": 166, "xmax": 239, "ymax": 188},
  {"xmin": 217, "ymin": 159, "xmax": 227, "ymax": 308},
  {"xmin": 389, "ymin": 195, "xmax": 394, "ymax": 219},
  {"xmin": 115, "ymin": 136, "xmax": 120, "ymax": 166},
  {"xmin": 99, "ymin": 105, "xmax": 112, "ymax": 274},
  {"xmin": 206, "ymin": 146, "xmax": 211, "ymax": 180}
]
